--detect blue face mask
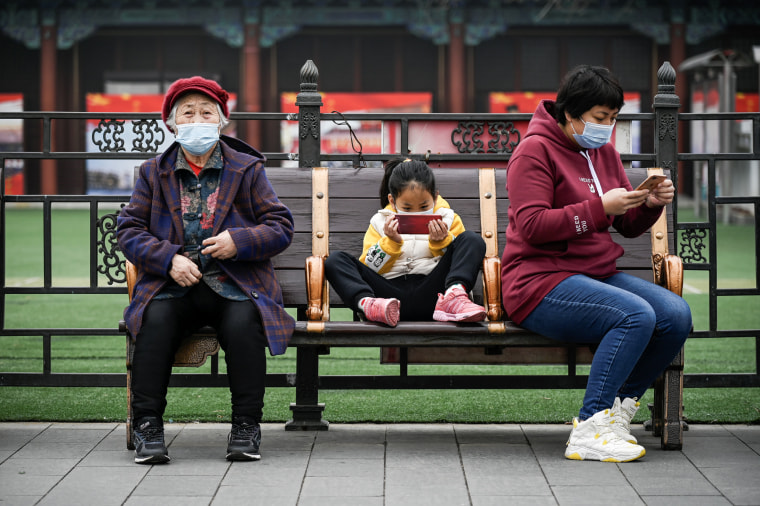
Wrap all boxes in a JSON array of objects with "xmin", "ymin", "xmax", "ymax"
[
  {"xmin": 175, "ymin": 123, "xmax": 220, "ymax": 155},
  {"xmin": 571, "ymin": 118, "xmax": 614, "ymax": 149}
]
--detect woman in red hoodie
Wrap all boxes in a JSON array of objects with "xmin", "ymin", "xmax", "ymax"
[{"xmin": 501, "ymin": 65, "xmax": 691, "ymax": 462}]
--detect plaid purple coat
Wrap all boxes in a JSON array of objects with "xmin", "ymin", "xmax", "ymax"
[{"xmin": 117, "ymin": 136, "xmax": 295, "ymax": 355}]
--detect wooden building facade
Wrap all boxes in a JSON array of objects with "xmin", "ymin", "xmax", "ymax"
[{"xmin": 1, "ymin": 0, "xmax": 758, "ymax": 194}]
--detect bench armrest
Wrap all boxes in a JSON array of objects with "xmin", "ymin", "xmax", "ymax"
[
  {"xmin": 305, "ymin": 255, "xmax": 328, "ymax": 321},
  {"xmin": 482, "ymin": 256, "xmax": 504, "ymax": 321},
  {"xmin": 126, "ymin": 260, "xmax": 137, "ymax": 302},
  {"xmin": 644, "ymin": 168, "xmax": 684, "ymax": 297},
  {"xmin": 654, "ymin": 253, "xmax": 684, "ymax": 297}
]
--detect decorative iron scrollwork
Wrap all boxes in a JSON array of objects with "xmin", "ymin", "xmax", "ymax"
[
  {"xmin": 97, "ymin": 210, "xmax": 126, "ymax": 285},
  {"xmin": 132, "ymin": 119, "xmax": 165, "ymax": 153},
  {"xmin": 300, "ymin": 111, "xmax": 319, "ymax": 140},
  {"xmin": 452, "ymin": 122, "xmax": 485, "ymax": 153},
  {"xmin": 658, "ymin": 113, "xmax": 677, "ymax": 140},
  {"xmin": 487, "ymin": 122, "xmax": 521, "ymax": 154},
  {"xmin": 452, "ymin": 121, "xmax": 521, "ymax": 154},
  {"xmin": 92, "ymin": 119, "xmax": 126, "ymax": 153},
  {"xmin": 679, "ymin": 228, "xmax": 707, "ymax": 263}
]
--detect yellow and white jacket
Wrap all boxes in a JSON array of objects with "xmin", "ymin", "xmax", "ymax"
[{"xmin": 359, "ymin": 196, "xmax": 465, "ymax": 279}]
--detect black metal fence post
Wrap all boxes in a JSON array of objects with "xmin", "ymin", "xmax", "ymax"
[
  {"xmin": 651, "ymin": 60, "xmax": 685, "ymax": 450},
  {"xmin": 296, "ymin": 59, "xmax": 322, "ymax": 168},
  {"xmin": 287, "ymin": 59, "xmax": 328, "ymax": 430},
  {"xmin": 653, "ymin": 61, "xmax": 681, "ymax": 196}
]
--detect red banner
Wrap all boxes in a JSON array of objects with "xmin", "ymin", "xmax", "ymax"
[
  {"xmin": 488, "ymin": 91, "xmax": 642, "ymax": 155},
  {"xmin": 280, "ymin": 92, "xmax": 432, "ymax": 162},
  {"xmin": 1, "ymin": 93, "xmax": 24, "ymax": 195},
  {"xmin": 85, "ymin": 93, "xmax": 236, "ymax": 194}
]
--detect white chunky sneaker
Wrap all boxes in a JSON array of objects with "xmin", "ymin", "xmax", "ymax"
[
  {"xmin": 610, "ymin": 397, "xmax": 640, "ymax": 444},
  {"xmin": 565, "ymin": 408, "xmax": 646, "ymax": 462}
]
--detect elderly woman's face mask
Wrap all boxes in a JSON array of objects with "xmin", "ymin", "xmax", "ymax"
[
  {"xmin": 176, "ymin": 123, "xmax": 220, "ymax": 156},
  {"xmin": 174, "ymin": 95, "xmax": 222, "ymax": 156}
]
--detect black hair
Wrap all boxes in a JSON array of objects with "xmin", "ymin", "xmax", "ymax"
[
  {"xmin": 379, "ymin": 157, "xmax": 436, "ymax": 208},
  {"xmin": 555, "ymin": 65, "xmax": 624, "ymax": 125}
]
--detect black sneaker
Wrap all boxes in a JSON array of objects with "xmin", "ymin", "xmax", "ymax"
[
  {"xmin": 133, "ymin": 417, "xmax": 170, "ymax": 464},
  {"xmin": 226, "ymin": 416, "xmax": 261, "ymax": 461}
]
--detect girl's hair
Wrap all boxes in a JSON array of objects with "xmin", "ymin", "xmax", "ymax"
[
  {"xmin": 379, "ymin": 158, "xmax": 436, "ymax": 208},
  {"xmin": 554, "ymin": 65, "xmax": 624, "ymax": 125}
]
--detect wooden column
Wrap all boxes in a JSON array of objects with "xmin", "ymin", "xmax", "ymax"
[
  {"xmin": 40, "ymin": 14, "xmax": 57, "ymax": 195},
  {"xmin": 241, "ymin": 22, "xmax": 261, "ymax": 148},
  {"xmin": 448, "ymin": 22, "xmax": 466, "ymax": 113}
]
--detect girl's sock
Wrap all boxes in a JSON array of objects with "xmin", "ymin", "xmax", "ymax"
[{"xmin": 445, "ymin": 283, "xmax": 466, "ymax": 296}]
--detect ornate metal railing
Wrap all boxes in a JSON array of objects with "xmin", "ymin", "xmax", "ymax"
[{"xmin": 0, "ymin": 61, "xmax": 758, "ymax": 390}]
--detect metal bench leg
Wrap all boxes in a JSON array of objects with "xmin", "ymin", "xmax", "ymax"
[
  {"xmin": 648, "ymin": 377, "xmax": 664, "ymax": 437},
  {"xmin": 285, "ymin": 346, "xmax": 329, "ymax": 431},
  {"xmin": 647, "ymin": 347, "xmax": 685, "ymax": 450},
  {"xmin": 660, "ymin": 347, "xmax": 685, "ymax": 450},
  {"xmin": 126, "ymin": 335, "xmax": 135, "ymax": 450}
]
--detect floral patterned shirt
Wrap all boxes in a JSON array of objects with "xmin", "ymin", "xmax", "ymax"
[{"xmin": 154, "ymin": 145, "xmax": 247, "ymax": 301}]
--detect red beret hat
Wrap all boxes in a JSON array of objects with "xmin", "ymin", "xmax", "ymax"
[{"xmin": 162, "ymin": 76, "xmax": 230, "ymax": 128}]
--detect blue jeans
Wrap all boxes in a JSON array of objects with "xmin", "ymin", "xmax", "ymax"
[{"xmin": 520, "ymin": 272, "xmax": 691, "ymax": 420}]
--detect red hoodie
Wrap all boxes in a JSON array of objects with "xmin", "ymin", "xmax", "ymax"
[{"xmin": 500, "ymin": 100, "xmax": 663, "ymax": 324}]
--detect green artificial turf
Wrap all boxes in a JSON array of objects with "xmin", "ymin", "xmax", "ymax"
[{"xmin": 1, "ymin": 207, "xmax": 758, "ymax": 424}]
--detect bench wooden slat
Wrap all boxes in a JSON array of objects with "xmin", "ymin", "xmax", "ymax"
[
  {"xmin": 306, "ymin": 167, "xmax": 495, "ymax": 198},
  {"xmin": 317, "ymin": 199, "xmax": 500, "ymax": 231},
  {"xmin": 293, "ymin": 320, "xmax": 554, "ymax": 345},
  {"xmin": 265, "ymin": 167, "xmax": 313, "ymax": 197},
  {"xmin": 381, "ymin": 346, "xmax": 595, "ymax": 365}
]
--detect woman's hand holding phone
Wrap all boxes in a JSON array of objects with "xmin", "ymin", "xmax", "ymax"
[
  {"xmin": 644, "ymin": 178, "xmax": 675, "ymax": 207},
  {"xmin": 635, "ymin": 174, "xmax": 667, "ymax": 192},
  {"xmin": 603, "ymin": 175, "xmax": 674, "ymax": 213},
  {"xmin": 633, "ymin": 174, "xmax": 674, "ymax": 207}
]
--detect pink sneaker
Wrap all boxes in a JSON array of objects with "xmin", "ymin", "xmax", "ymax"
[
  {"xmin": 433, "ymin": 287, "xmax": 486, "ymax": 322},
  {"xmin": 362, "ymin": 297, "xmax": 400, "ymax": 327}
]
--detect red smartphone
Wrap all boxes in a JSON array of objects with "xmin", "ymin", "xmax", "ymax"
[
  {"xmin": 635, "ymin": 174, "xmax": 667, "ymax": 192},
  {"xmin": 394, "ymin": 214, "xmax": 442, "ymax": 234}
]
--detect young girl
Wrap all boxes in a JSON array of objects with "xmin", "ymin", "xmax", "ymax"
[{"xmin": 324, "ymin": 158, "xmax": 487, "ymax": 326}]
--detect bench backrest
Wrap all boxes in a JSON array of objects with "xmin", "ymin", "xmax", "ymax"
[{"xmin": 266, "ymin": 165, "xmax": 674, "ymax": 311}]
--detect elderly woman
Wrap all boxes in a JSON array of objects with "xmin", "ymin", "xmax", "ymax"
[
  {"xmin": 501, "ymin": 65, "xmax": 691, "ymax": 462},
  {"xmin": 118, "ymin": 76, "xmax": 294, "ymax": 464}
]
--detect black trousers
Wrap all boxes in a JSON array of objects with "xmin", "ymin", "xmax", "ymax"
[
  {"xmin": 131, "ymin": 281, "xmax": 268, "ymax": 423},
  {"xmin": 324, "ymin": 230, "xmax": 486, "ymax": 321}
]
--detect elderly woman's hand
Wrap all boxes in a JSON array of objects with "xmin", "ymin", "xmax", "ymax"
[
  {"xmin": 170, "ymin": 254, "xmax": 202, "ymax": 286},
  {"xmin": 201, "ymin": 230, "xmax": 238, "ymax": 260}
]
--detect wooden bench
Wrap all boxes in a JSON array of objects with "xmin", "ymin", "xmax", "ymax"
[
  {"xmin": 288, "ymin": 164, "xmax": 684, "ymax": 450},
  {"xmin": 120, "ymin": 164, "xmax": 685, "ymax": 450}
]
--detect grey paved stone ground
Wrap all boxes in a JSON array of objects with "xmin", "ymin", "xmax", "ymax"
[{"xmin": 1, "ymin": 422, "xmax": 759, "ymax": 505}]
